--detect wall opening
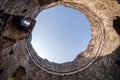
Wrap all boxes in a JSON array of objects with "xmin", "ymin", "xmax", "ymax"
[
  {"xmin": 116, "ymin": 0, "xmax": 120, "ymax": 4},
  {"xmin": 31, "ymin": 6, "xmax": 91, "ymax": 63},
  {"xmin": 0, "ymin": 63, "xmax": 3, "ymax": 75},
  {"xmin": 9, "ymin": 65, "xmax": 26, "ymax": 80},
  {"xmin": 8, "ymin": 50, "xmax": 14, "ymax": 55},
  {"xmin": 113, "ymin": 16, "xmax": 120, "ymax": 35}
]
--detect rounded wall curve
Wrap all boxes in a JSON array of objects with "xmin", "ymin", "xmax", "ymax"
[
  {"xmin": 0, "ymin": 0, "xmax": 120, "ymax": 80},
  {"xmin": 27, "ymin": 2, "xmax": 105, "ymax": 75}
]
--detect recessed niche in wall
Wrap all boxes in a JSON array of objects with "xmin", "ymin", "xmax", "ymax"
[{"xmin": 31, "ymin": 6, "xmax": 91, "ymax": 63}]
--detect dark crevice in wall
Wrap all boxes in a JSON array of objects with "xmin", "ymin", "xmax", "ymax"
[
  {"xmin": 9, "ymin": 65, "xmax": 26, "ymax": 80},
  {"xmin": 22, "ymin": 9, "xmax": 27, "ymax": 13},
  {"xmin": 113, "ymin": 16, "xmax": 120, "ymax": 35},
  {"xmin": 8, "ymin": 50, "xmax": 14, "ymax": 55},
  {"xmin": 0, "ymin": 9, "xmax": 4, "ymax": 13},
  {"xmin": 115, "ymin": 60, "xmax": 120, "ymax": 65},
  {"xmin": 0, "ymin": 68, "xmax": 3, "ymax": 75},
  {"xmin": 12, "ymin": 66, "xmax": 26, "ymax": 77},
  {"xmin": 0, "ymin": 63, "xmax": 3, "ymax": 75},
  {"xmin": 116, "ymin": 0, "xmax": 120, "ymax": 4},
  {"xmin": 34, "ymin": 0, "xmax": 60, "ymax": 5},
  {"xmin": 2, "ymin": 36, "xmax": 16, "ymax": 42}
]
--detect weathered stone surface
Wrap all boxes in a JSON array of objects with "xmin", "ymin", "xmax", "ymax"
[{"xmin": 0, "ymin": 0, "xmax": 120, "ymax": 80}]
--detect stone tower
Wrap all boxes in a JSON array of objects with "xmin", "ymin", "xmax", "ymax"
[{"xmin": 0, "ymin": 0, "xmax": 120, "ymax": 80}]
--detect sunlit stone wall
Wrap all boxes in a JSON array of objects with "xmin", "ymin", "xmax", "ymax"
[{"xmin": 0, "ymin": 0, "xmax": 120, "ymax": 80}]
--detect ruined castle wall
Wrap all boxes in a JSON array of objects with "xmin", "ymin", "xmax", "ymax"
[{"xmin": 0, "ymin": 0, "xmax": 120, "ymax": 80}]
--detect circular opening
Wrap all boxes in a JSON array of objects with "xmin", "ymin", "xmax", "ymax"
[{"xmin": 31, "ymin": 6, "xmax": 91, "ymax": 63}]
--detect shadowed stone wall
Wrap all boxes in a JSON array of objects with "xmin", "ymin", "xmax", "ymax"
[{"xmin": 0, "ymin": 0, "xmax": 120, "ymax": 80}]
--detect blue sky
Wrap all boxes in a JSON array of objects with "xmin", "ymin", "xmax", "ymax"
[{"xmin": 31, "ymin": 6, "xmax": 91, "ymax": 63}]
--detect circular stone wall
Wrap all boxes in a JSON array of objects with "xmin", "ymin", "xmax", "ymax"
[
  {"xmin": 27, "ymin": 2, "xmax": 105, "ymax": 75},
  {"xmin": 0, "ymin": 0, "xmax": 120, "ymax": 80}
]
